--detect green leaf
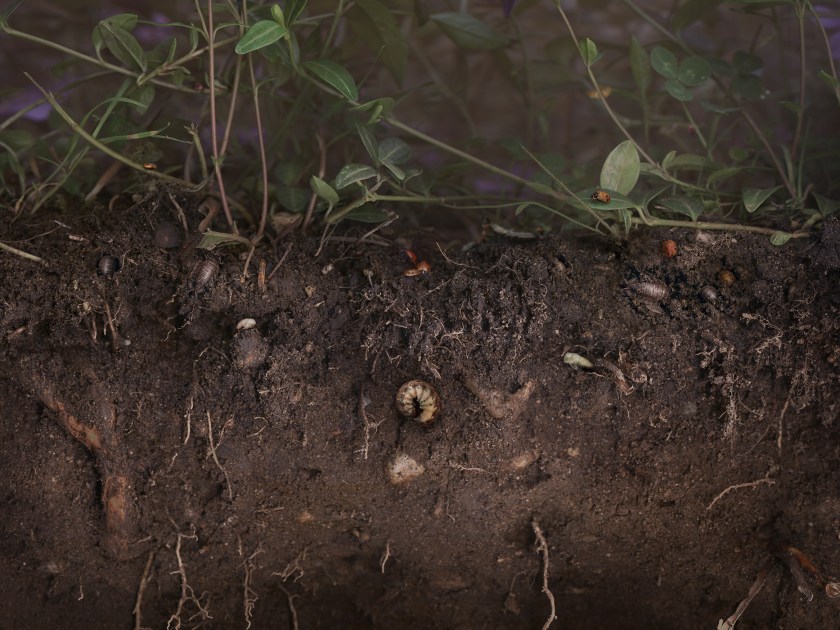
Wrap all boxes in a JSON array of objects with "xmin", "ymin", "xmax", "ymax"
[
  {"xmin": 344, "ymin": 202, "xmax": 389, "ymax": 223},
  {"xmin": 733, "ymin": 50, "xmax": 762, "ymax": 75},
  {"xmin": 303, "ymin": 59, "xmax": 358, "ymax": 100},
  {"xmin": 271, "ymin": 4, "xmax": 286, "ymax": 28},
  {"xmin": 706, "ymin": 166, "xmax": 742, "ymax": 187},
  {"xmin": 672, "ymin": 0, "xmax": 723, "ymax": 30},
  {"xmin": 665, "ymin": 79, "xmax": 693, "ymax": 101},
  {"xmin": 125, "ymin": 83, "xmax": 155, "ymax": 115},
  {"xmin": 310, "ymin": 175, "xmax": 339, "ymax": 207},
  {"xmin": 578, "ymin": 38, "xmax": 598, "ymax": 67},
  {"xmin": 197, "ymin": 230, "xmax": 250, "ymax": 250},
  {"xmin": 276, "ymin": 185, "xmax": 310, "ymax": 212},
  {"xmin": 377, "ymin": 137, "xmax": 411, "ymax": 166},
  {"xmin": 678, "ymin": 57, "xmax": 711, "ymax": 86},
  {"xmin": 235, "ymin": 20, "xmax": 288, "ymax": 54},
  {"xmin": 573, "ymin": 188, "xmax": 637, "ymax": 210},
  {"xmin": 769, "ymin": 232, "xmax": 791, "ymax": 246},
  {"xmin": 629, "ymin": 37, "xmax": 650, "ymax": 94},
  {"xmin": 707, "ymin": 57, "xmax": 735, "ymax": 78},
  {"xmin": 742, "ymin": 186, "xmax": 781, "ymax": 213},
  {"xmin": 334, "ymin": 164, "xmax": 378, "ymax": 189},
  {"xmin": 732, "ymin": 75, "xmax": 762, "ymax": 100},
  {"xmin": 285, "ymin": 0, "xmax": 307, "ymax": 26},
  {"xmin": 813, "ymin": 192, "xmax": 840, "ymax": 217},
  {"xmin": 98, "ymin": 22, "xmax": 147, "ymax": 71},
  {"xmin": 668, "ymin": 154, "xmax": 708, "ymax": 170},
  {"xmin": 657, "ymin": 196, "xmax": 703, "ymax": 221},
  {"xmin": 92, "ymin": 14, "xmax": 139, "ymax": 56},
  {"xmin": 819, "ymin": 70, "xmax": 839, "ymax": 92},
  {"xmin": 354, "ymin": 97, "xmax": 396, "ymax": 124},
  {"xmin": 355, "ymin": 122, "xmax": 379, "ymax": 163},
  {"xmin": 701, "ymin": 100, "xmax": 741, "ymax": 114},
  {"xmin": 661, "ymin": 150, "xmax": 677, "ymax": 170},
  {"xmin": 430, "ymin": 12, "xmax": 508, "ymax": 50},
  {"xmin": 650, "ymin": 46, "xmax": 678, "ymax": 79},
  {"xmin": 599, "ymin": 140, "xmax": 640, "ymax": 195},
  {"xmin": 349, "ymin": 0, "xmax": 407, "ymax": 83}
]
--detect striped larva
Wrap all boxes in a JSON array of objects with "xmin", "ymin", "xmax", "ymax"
[
  {"xmin": 97, "ymin": 255, "xmax": 120, "ymax": 277},
  {"xmin": 396, "ymin": 380, "xmax": 441, "ymax": 424},
  {"xmin": 191, "ymin": 258, "xmax": 219, "ymax": 290},
  {"xmin": 632, "ymin": 280, "xmax": 669, "ymax": 301}
]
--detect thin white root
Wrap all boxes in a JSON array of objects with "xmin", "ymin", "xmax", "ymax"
[
  {"xmin": 167, "ymin": 531, "xmax": 212, "ymax": 630},
  {"xmin": 133, "ymin": 549, "xmax": 156, "ymax": 630},
  {"xmin": 279, "ymin": 585, "xmax": 300, "ymax": 630},
  {"xmin": 380, "ymin": 541, "xmax": 392, "ymax": 574},
  {"xmin": 707, "ymin": 474, "xmax": 775, "ymax": 511},
  {"xmin": 239, "ymin": 538, "xmax": 263, "ymax": 630},
  {"xmin": 532, "ymin": 519, "xmax": 557, "ymax": 630}
]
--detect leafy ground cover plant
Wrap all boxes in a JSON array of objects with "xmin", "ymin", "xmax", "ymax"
[{"xmin": 1, "ymin": 0, "xmax": 839, "ymax": 256}]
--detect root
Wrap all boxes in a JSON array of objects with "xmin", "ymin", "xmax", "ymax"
[
  {"xmin": 379, "ymin": 541, "xmax": 392, "ymax": 574},
  {"xmin": 278, "ymin": 585, "xmax": 300, "ymax": 630},
  {"xmin": 206, "ymin": 411, "xmax": 233, "ymax": 501},
  {"xmin": 718, "ymin": 560, "xmax": 778, "ymax": 630},
  {"xmin": 358, "ymin": 384, "xmax": 383, "ymax": 460},
  {"xmin": 239, "ymin": 538, "xmax": 263, "ymax": 630},
  {"xmin": 532, "ymin": 519, "xmax": 557, "ymax": 630},
  {"xmin": 167, "ymin": 531, "xmax": 212, "ymax": 630},
  {"xmin": 133, "ymin": 549, "xmax": 156, "ymax": 630},
  {"xmin": 707, "ymin": 470, "xmax": 776, "ymax": 511}
]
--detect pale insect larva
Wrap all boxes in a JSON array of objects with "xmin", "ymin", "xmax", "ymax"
[{"xmin": 396, "ymin": 380, "xmax": 441, "ymax": 424}]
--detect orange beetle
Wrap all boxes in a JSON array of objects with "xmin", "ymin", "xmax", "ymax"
[
  {"xmin": 660, "ymin": 239, "xmax": 678, "ymax": 258},
  {"xmin": 591, "ymin": 190, "xmax": 611, "ymax": 203}
]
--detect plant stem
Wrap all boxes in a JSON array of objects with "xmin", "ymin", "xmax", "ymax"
[
  {"xmin": 790, "ymin": 0, "xmax": 807, "ymax": 159},
  {"xmin": 809, "ymin": 3, "xmax": 840, "ymax": 107},
  {"xmin": 0, "ymin": 241, "xmax": 46, "ymax": 264},
  {"xmin": 629, "ymin": 215, "xmax": 808, "ymax": 238}
]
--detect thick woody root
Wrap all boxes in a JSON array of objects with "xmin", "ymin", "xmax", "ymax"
[{"xmin": 32, "ymin": 375, "xmax": 135, "ymax": 558}]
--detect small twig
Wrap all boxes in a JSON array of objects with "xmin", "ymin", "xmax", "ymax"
[
  {"xmin": 532, "ymin": 519, "xmax": 556, "ymax": 630},
  {"xmin": 0, "ymin": 240, "xmax": 46, "ymax": 264},
  {"xmin": 303, "ymin": 131, "xmax": 327, "ymax": 229},
  {"xmin": 718, "ymin": 561, "xmax": 778, "ymax": 630},
  {"xmin": 206, "ymin": 411, "xmax": 233, "ymax": 501},
  {"xmin": 266, "ymin": 244, "xmax": 293, "ymax": 283},
  {"xmin": 707, "ymin": 475, "xmax": 775, "ymax": 511},
  {"xmin": 248, "ymin": 53, "xmax": 270, "ymax": 244},
  {"xmin": 380, "ymin": 541, "xmax": 392, "ymax": 574},
  {"xmin": 133, "ymin": 549, "xmax": 156, "ymax": 630}
]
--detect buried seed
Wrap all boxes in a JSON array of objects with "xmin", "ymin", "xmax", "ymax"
[{"xmin": 396, "ymin": 380, "xmax": 441, "ymax": 424}]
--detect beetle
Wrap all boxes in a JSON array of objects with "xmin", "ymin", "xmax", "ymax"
[{"xmin": 591, "ymin": 190, "xmax": 611, "ymax": 203}]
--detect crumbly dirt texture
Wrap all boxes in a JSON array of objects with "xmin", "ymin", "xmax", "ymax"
[{"xmin": 1, "ymin": 196, "xmax": 839, "ymax": 629}]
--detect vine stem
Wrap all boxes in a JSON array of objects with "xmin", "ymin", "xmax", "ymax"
[{"xmin": 629, "ymin": 216, "xmax": 808, "ymax": 239}]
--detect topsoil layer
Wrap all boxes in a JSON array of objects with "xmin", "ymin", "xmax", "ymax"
[{"xmin": 1, "ymin": 194, "xmax": 839, "ymax": 629}]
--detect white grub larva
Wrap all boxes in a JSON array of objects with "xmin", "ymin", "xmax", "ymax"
[
  {"xmin": 633, "ymin": 280, "xmax": 669, "ymax": 301},
  {"xmin": 396, "ymin": 380, "xmax": 441, "ymax": 424}
]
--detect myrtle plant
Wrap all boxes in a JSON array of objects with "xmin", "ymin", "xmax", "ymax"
[{"xmin": 0, "ymin": 0, "xmax": 837, "ymax": 248}]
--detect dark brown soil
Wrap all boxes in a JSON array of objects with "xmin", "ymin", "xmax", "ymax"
[{"xmin": 1, "ymin": 195, "xmax": 839, "ymax": 629}]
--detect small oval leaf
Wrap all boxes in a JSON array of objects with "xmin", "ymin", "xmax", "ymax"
[
  {"xmin": 657, "ymin": 196, "xmax": 703, "ymax": 221},
  {"xmin": 303, "ymin": 59, "xmax": 358, "ymax": 100},
  {"xmin": 310, "ymin": 175, "xmax": 339, "ymax": 207},
  {"xmin": 377, "ymin": 137, "xmax": 411, "ymax": 166},
  {"xmin": 578, "ymin": 38, "xmax": 598, "ymax": 67},
  {"xmin": 235, "ymin": 20, "xmax": 288, "ymax": 54},
  {"xmin": 742, "ymin": 186, "xmax": 781, "ymax": 213},
  {"xmin": 678, "ymin": 56, "xmax": 711, "ymax": 86},
  {"xmin": 665, "ymin": 79, "xmax": 693, "ymax": 101},
  {"xmin": 770, "ymin": 232, "xmax": 792, "ymax": 246},
  {"xmin": 651, "ymin": 46, "xmax": 678, "ymax": 79},
  {"xmin": 430, "ymin": 12, "xmax": 508, "ymax": 50},
  {"xmin": 334, "ymin": 164, "xmax": 378, "ymax": 189},
  {"xmin": 600, "ymin": 140, "xmax": 640, "ymax": 195}
]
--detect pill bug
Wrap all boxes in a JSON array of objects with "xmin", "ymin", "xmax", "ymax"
[
  {"xmin": 699, "ymin": 285, "xmax": 718, "ymax": 302},
  {"xmin": 192, "ymin": 258, "xmax": 219, "ymax": 290},
  {"xmin": 396, "ymin": 380, "xmax": 441, "ymax": 424},
  {"xmin": 97, "ymin": 255, "xmax": 120, "ymax": 277},
  {"xmin": 633, "ymin": 280, "xmax": 669, "ymax": 301}
]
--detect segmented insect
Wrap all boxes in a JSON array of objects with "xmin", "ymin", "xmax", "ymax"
[
  {"xmin": 718, "ymin": 270, "xmax": 735, "ymax": 286},
  {"xmin": 192, "ymin": 259, "xmax": 219, "ymax": 290},
  {"xmin": 633, "ymin": 281, "xmax": 669, "ymax": 301},
  {"xmin": 699, "ymin": 285, "xmax": 718, "ymax": 302},
  {"xmin": 396, "ymin": 380, "xmax": 441, "ymax": 424},
  {"xmin": 591, "ymin": 190, "xmax": 611, "ymax": 203},
  {"xmin": 97, "ymin": 255, "xmax": 120, "ymax": 277}
]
